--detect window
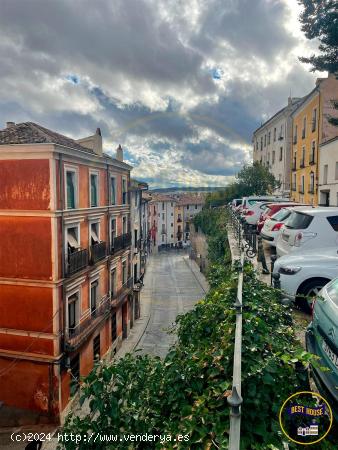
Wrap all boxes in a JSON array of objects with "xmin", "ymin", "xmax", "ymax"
[
  {"xmin": 122, "ymin": 216, "xmax": 127, "ymax": 234},
  {"xmin": 312, "ymin": 108, "xmax": 317, "ymax": 132},
  {"xmin": 301, "ymin": 147, "xmax": 305, "ymax": 167},
  {"xmin": 67, "ymin": 226, "xmax": 80, "ymax": 255},
  {"xmin": 171, "ymin": 223, "xmax": 173, "ymax": 227},
  {"xmin": 162, "ymin": 213, "xmax": 165, "ymax": 220},
  {"xmin": 90, "ymin": 280, "xmax": 98, "ymax": 315},
  {"xmin": 134, "ymin": 263, "xmax": 138, "ymax": 284},
  {"xmin": 66, "ymin": 170, "xmax": 76, "ymax": 209},
  {"xmin": 279, "ymin": 147, "xmax": 283, "ymax": 161},
  {"xmin": 153, "ymin": 206, "xmax": 156, "ymax": 214},
  {"xmin": 122, "ymin": 178, "xmax": 127, "ymax": 204},
  {"xmin": 90, "ymin": 173, "xmax": 98, "ymax": 207},
  {"xmin": 111, "ymin": 218, "xmax": 116, "ymax": 245},
  {"xmin": 93, "ymin": 335, "xmax": 100, "ymax": 362},
  {"xmin": 70, "ymin": 354, "xmax": 80, "ymax": 396},
  {"xmin": 310, "ymin": 141, "xmax": 315, "ymax": 164},
  {"xmin": 111, "ymin": 312, "xmax": 117, "ymax": 342},
  {"xmin": 260, "ymin": 137, "xmax": 263, "ymax": 150},
  {"xmin": 134, "ymin": 229, "xmax": 138, "ymax": 246},
  {"xmin": 122, "ymin": 260, "xmax": 127, "ymax": 284},
  {"xmin": 110, "ymin": 268, "xmax": 116, "ymax": 297},
  {"xmin": 178, "ymin": 213, "xmax": 182, "ymax": 221},
  {"xmin": 293, "ymin": 125, "xmax": 297, "ymax": 144},
  {"xmin": 301, "ymin": 175, "xmax": 305, "ymax": 193},
  {"xmin": 171, "ymin": 212, "xmax": 173, "ymax": 216},
  {"xmin": 327, "ymin": 216, "xmax": 338, "ymax": 232},
  {"xmin": 90, "ymin": 222, "xmax": 100, "ymax": 246},
  {"xmin": 195, "ymin": 204, "xmax": 198, "ymax": 209},
  {"xmin": 161, "ymin": 224, "xmax": 165, "ymax": 233},
  {"xmin": 272, "ymin": 151, "xmax": 275, "ymax": 164},
  {"xmin": 187, "ymin": 205, "xmax": 189, "ymax": 210},
  {"xmin": 264, "ymin": 134, "xmax": 266, "ymax": 146},
  {"xmin": 68, "ymin": 292, "xmax": 79, "ymax": 336},
  {"xmin": 171, "ymin": 202, "xmax": 173, "ymax": 207},
  {"xmin": 324, "ymin": 165, "xmax": 328, "ymax": 184},
  {"xmin": 161, "ymin": 235, "xmax": 164, "ymax": 242},
  {"xmin": 134, "ymin": 191, "xmax": 138, "ymax": 207},
  {"xmin": 110, "ymin": 177, "xmax": 116, "ymax": 205},
  {"xmin": 309, "ymin": 172, "xmax": 315, "ymax": 193},
  {"xmin": 335, "ymin": 162, "xmax": 338, "ymax": 180},
  {"xmin": 292, "ymin": 174, "xmax": 296, "ymax": 191},
  {"xmin": 256, "ymin": 141, "xmax": 258, "ymax": 150},
  {"xmin": 273, "ymin": 127, "xmax": 276, "ymax": 142},
  {"xmin": 268, "ymin": 131, "xmax": 271, "ymax": 145},
  {"xmin": 302, "ymin": 117, "xmax": 306, "ymax": 138},
  {"xmin": 171, "ymin": 234, "xmax": 173, "ymax": 238},
  {"xmin": 285, "ymin": 212, "xmax": 313, "ymax": 229},
  {"xmin": 279, "ymin": 124, "xmax": 283, "ymax": 140},
  {"xmin": 162, "ymin": 202, "xmax": 165, "ymax": 210}
]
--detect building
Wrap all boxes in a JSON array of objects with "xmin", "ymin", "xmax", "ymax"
[
  {"xmin": 129, "ymin": 179, "xmax": 148, "ymax": 300},
  {"xmin": 290, "ymin": 74, "xmax": 338, "ymax": 205},
  {"xmin": 318, "ymin": 136, "xmax": 338, "ymax": 206},
  {"xmin": 148, "ymin": 195, "xmax": 176, "ymax": 248},
  {"xmin": 0, "ymin": 122, "xmax": 142, "ymax": 422},
  {"xmin": 253, "ymin": 97, "xmax": 303, "ymax": 196},
  {"xmin": 176, "ymin": 195, "xmax": 204, "ymax": 242}
]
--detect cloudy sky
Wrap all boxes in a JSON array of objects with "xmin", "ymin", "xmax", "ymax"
[{"xmin": 0, "ymin": 0, "xmax": 322, "ymax": 188}]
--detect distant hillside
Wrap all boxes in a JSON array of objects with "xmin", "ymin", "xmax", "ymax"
[{"xmin": 149, "ymin": 186, "xmax": 225, "ymax": 193}]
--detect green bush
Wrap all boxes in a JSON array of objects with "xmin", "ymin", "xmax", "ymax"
[{"xmin": 59, "ymin": 210, "xmax": 328, "ymax": 449}]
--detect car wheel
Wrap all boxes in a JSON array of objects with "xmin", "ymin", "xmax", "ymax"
[{"xmin": 296, "ymin": 278, "xmax": 330, "ymax": 314}]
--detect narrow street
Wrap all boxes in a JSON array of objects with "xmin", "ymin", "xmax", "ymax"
[{"xmin": 136, "ymin": 250, "xmax": 208, "ymax": 357}]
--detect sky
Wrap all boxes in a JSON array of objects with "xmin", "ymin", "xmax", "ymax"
[{"xmin": 0, "ymin": 0, "xmax": 323, "ymax": 188}]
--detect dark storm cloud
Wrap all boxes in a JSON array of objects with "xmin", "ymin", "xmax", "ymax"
[{"xmin": 0, "ymin": 0, "xmax": 317, "ymax": 186}]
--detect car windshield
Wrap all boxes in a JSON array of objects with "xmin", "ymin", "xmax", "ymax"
[
  {"xmin": 270, "ymin": 208, "xmax": 291, "ymax": 222},
  {"xmin": 235, "ymin": 199, "xmax": 242, "ymax": 206},
  {"xmin": 326, "ymin": 278, "xmax": 338, "ymax": 307},
  {"xmin": 285, "ymin": 211, "xmax": 313, "ymax": 229}
]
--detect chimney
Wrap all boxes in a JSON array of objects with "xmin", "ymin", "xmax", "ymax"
[
  {"xmin": 76, "ymin": 127, "xmax": 102, "ymax": 156},
  {"xmin": 116, "ymin": 144, "xmax": 123, "ymax": 162},
  {"xmin": 6, "ymin": 122, "xmax": 15, "ymax": 129}
]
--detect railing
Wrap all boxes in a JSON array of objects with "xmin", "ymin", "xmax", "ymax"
[
  {"xmin": 66, "ymin": 248, "xmax": 88, "ymax": 276},
  {"xmin": 111, "ymin": 232, "xmax": 132, "ymax": 254},
  {"xmin": 177, "ymin": 218, "xmax": 182, "ymax": 223},
  {"xmin": 65, "ymin": 295, "xmax": 110, "ymax": 351},
  {"xmin": 90, "ymin": 241, "xmax": 107, "ymax": 264}
]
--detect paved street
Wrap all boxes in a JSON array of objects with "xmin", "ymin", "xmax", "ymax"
[{"xmin": 136, "ymin": 250, "xmax": 208, "ymax": 357}]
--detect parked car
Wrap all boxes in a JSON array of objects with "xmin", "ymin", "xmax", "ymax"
[
  {"xmin": 273, "ymin": 246, "xmax": 338, "ymax": 312},
  {"xmin": 241, "ymin": 197, "xmax": 290, "ymax": 226},
  {"xmin": 276, "ymin": 207, "xmax": 338, "ymax": 257},
  {"xmin": 261, "ymin": 207, "xmax": 297, "ymax": 247},
  {"xmin": 231, "ymin": 198, "xmax": 242, "ymax": 210},
  {"xmin": 257, "ymin": 202, "xmax": 306, "ymax": 232},
  {"xmin": 306, "ymin": 277, "xmax": 338, "ymax": 420}
]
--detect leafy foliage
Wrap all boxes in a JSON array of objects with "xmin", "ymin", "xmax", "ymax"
[
  {"xmin": 298, "ymin": 0, "xmax": 338, "ymax": 73},
  {"xmin": 60, "ymin": 210, "xmax": 329, "ymax": 449},
  {"xmin": 204, "ymin": 162, "xmax": 280, "ymax": 207}
]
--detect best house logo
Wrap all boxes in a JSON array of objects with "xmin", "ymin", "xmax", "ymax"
[{"xmin": 279, "ymin": 391, "xmax": 333, "ymax": 445}]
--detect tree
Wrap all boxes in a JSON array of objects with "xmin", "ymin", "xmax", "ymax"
[
  {"xmin": 236, "ymin": 161, "xmax": 281, "ymax": 196},
  {"xmin": 298, "ymin": 0, "xmax": 338, "ymax": 73}
]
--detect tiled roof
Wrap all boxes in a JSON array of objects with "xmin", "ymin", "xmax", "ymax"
[{"xmin": 0, "ymin": 122, "xmax": 95, "ymax": 154}]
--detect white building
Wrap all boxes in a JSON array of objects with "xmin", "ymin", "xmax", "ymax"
[
  {"xmin": 151, "ymin": 195, "xmax": 177, "ymax": 248},
  {"xmin": 318, "ymin": 136, "xmax": 338, "ymax": 206},
  {"xmin": 252, "ymin": 97, "xmax": 303, "ymax": 196}
]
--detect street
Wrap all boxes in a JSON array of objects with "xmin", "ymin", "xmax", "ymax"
[{"xmin": 136, "ymin": 250, "xmax": 208, "ymax": 357}]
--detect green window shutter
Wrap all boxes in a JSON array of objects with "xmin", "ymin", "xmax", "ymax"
[
  {"xmin": 67, "ymin": 172, "xmax": 75, "ymax": 209},
  {"xmin": 91, "ymin": 174, "xmax": 97, "ymax": 207},
  {"xmin": 111, "ymin": 178, "xmax": 116, "ymax": 205}
]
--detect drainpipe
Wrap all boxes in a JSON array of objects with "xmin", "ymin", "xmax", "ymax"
[
  {"xmin": 106, "ymin": 161, "xmax": 111, "ymax": 293},
  {"xmin": 317, "ymin": 89, "xmax": 321, "ymax": 204}
]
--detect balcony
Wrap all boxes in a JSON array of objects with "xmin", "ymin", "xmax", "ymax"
[
  {"xmin": 177, "ymin": 218, "xmax": 182, "ymax": 223},
  {"xmin": 300, "ymin": 159, "xmax": 305, "ymax": 168},
  {"xmin": 90, "ymin": 241, "xmax": 107, "ymax": 264},
  {"xmin": 65, "ymin": 295, "xmax": 110, "ymax": 352},
  {"xmin": 308, "ymin": 184, "xmax": 315, "ymax": 194},
  {"xmin": 66, "ymin": 248, "xmax": 88, "ymax": 276},
  {"xmin": 111, "ymin": 232, "xmax": 132, "ymax": 255},
  {"xmin": 298, "ymin": 187, "xmax": 305, "ymax": 194},
  {"xmin": 278, "ymin": 134, "xmax": 283, "ymax": 141},
  {"xmin": 111, "ymin": 277, "xmax": 133, "ymax": 308}
]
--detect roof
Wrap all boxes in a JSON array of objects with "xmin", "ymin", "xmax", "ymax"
[
  {"xmin": 0, "ymin": 122, "xmax": 95, "ymax": 154},
  {"xmin": 130, "ymin": 179, "xmax": 149, "ymax": 191},
  {"xmin": 289, "ymin": 206, "xmax": 338, "ymax": 215},
  {"xmin": 176, "ymin": 196, "xmax": 204, "ymax": 206},
  {"xmin": 149, "ymin": 194, "xmax": 176, "ymax": 203}
]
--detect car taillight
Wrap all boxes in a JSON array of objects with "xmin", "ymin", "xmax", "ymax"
[
  {"xmin": 271, "ymin": 222, "xmax": 283, "ymax": 232},
  {"xmin": 245, "ymin": 210, "xmax": 254, "ymax": 216}
]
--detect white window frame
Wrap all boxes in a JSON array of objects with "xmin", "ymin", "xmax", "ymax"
[
  {"xmin": 110, "ymin": 215, "xmax": 118, "ymax": 245},
  {"xmin": 110, "ymin": 265, "xmax": 117, "ymax": 296},
  {"xmin": 65, "ymin": 222, "xmax": 81, "ymax": 260},
  {"xmin": 89, "ymin": 220, "xmax": 101, "ymax": 246},
  {"xmin": 122, "ymin": 215, "xmax": 127, "ymax": 234},
  {"xmin": 110, "ymin": 175, "xmax": 116, "ymax": 205},
  {"xmin": 66, "ymin": 289, "xmax": 81, "ymax": 335},
  {"xmin": 89, "ymin": 276, "xmax": 100, "ymax": 314},
  {"xmin": 89, "ymin": 169, "xmax": 99, "ymax": 208},
  {"xmin": 64, "ymin": 165, "xmax": 79, "ymax": 210}
]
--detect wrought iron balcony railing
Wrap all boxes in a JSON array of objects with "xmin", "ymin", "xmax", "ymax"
[
  {"xmin": 111, "ymin": 277, "xmax": 133, "ymax": 307},
  {"xmin": 111, "ymin": 232, "xmax": 132, "ymax": 255},
  {"xmin": 90, "ymin": 241, "xmax": 107, "ymax": 264},
  {"xmin": 66, "ymin": 248, "xmax": 88, "ymax": 276},
  {"xmin": 65, "ymin": 295, "xmax": 110, "ymax": 351}
]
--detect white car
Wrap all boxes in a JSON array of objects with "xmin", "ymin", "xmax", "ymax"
[
  {"xmin": 241, "ymin": 197, "xmax": 290, "ymax": 226},
  {"xmin": 261, "ymin": 206, "xmax": 308, "ymax": 247},
  {"xmin": 273, "ymin": 247, "xmax": 338, "ymax": 313},
  {"xmin": 276, "ymin": 207, "xmax": 338, "ymax": 257}
]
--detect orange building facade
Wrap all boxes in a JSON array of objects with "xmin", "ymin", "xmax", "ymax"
[{"xmin": 0, "ymin": 122, "xmax": 137, "ymax": 422}]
